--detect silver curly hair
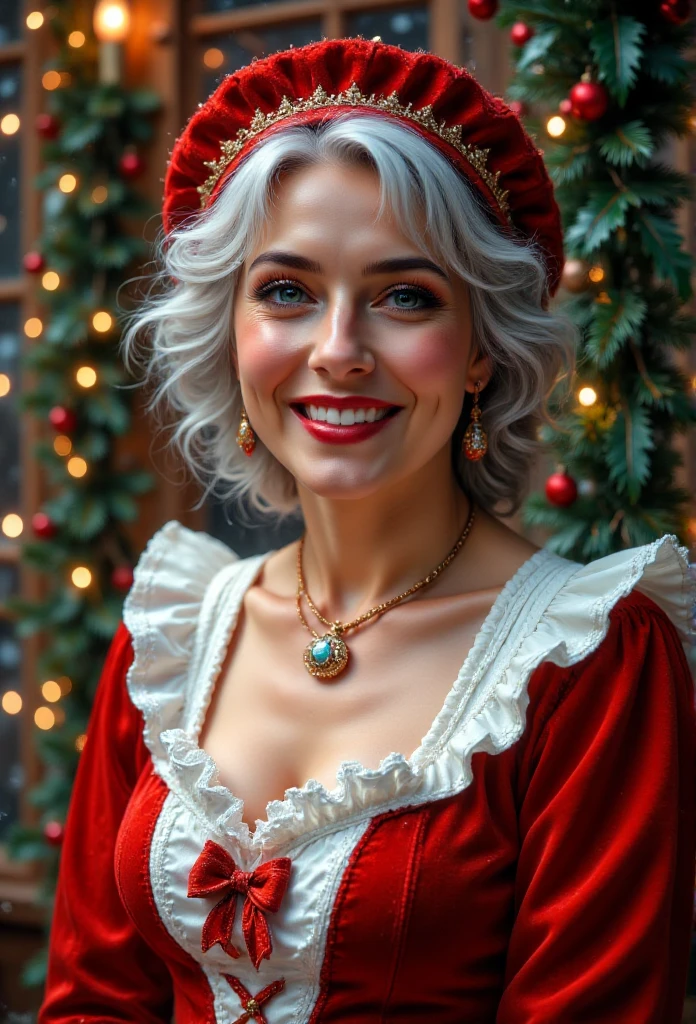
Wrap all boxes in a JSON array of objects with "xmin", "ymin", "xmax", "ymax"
[{"xmin": 120, "ymin": 112, "xmax": 575, "ymax": 523}]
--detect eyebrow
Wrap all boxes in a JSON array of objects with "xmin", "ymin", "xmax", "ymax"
[{"xmin": 247, "ymin": 250, "xmax": 449, "ymax": 281}]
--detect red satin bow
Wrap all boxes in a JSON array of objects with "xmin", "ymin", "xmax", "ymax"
[{"xmin": 187, "ymin": 840, "xmax": 291, "ymax": 969}]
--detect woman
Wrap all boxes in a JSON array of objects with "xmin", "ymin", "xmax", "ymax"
[{"xmin": 39, "ymin": 38, "xmax": 696, "ymax": 1023}]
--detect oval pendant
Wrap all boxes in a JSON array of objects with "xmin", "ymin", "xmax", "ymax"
[{"xmin": 303, "ymin": 633, "xmax": 349, "ymax": 680}]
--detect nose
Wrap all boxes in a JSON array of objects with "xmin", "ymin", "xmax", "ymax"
[{"xmin": 306, "ymin": 296, "xmax": 375, "ymax": 379}]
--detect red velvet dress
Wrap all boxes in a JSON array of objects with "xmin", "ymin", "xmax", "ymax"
[{"xmin": 37, "ymin": 522, "xmax": 696, "ymax": 1024}]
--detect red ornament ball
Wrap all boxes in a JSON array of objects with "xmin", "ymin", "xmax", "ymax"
[
  {"xmin": 545, "ymin": 472, "xmax": 578, "ymax": 507},
  {"xmin": 43, "ymin": 821, "xmax": 64, "ymax": 847},
  {"xmin": 559, "ymin": 98, "xmax": 573, "ymax": 116},
  {"xmin": 508, "ymin": 99, "xmax": 527, "ymax": 118},
  {"xmin": 36, "ymin": 113, "xmax": 60, "ymax": 140},
  {"xmin": 467, "ymin": 0, "xmax": 498, "ymax": 19},
  {"xmin": 111, "ymin": 565, "xmax": 135, "ymax": 592},
  {"xmin": 569, "ymin": 80, "xmax": 609, "ymax": 121},
  {"xmin": 23, "ymin": 251, "xmax": 45, "ymax": 274},
  {"xmin": 32, "ymin": 512, "xmax": 57, "ymax": 539},
  {"xmin": 119, "ymin": 151, "xmax": 146, "ymax": 179},
  {"xmin": 48, "ymin": 406, "xmax": 77, "ymax": 434},
  {"xmin": 510, "ymin": 22, "xmax": 534, "ymax": 45},
  {"xmin": 660, "ymin": 0, "xmax": 690, "ymax": 24}
]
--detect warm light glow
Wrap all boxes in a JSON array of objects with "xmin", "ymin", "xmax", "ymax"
[
  {"xmin": 59, "ymin": 173, "xmax": 77, "ymax": 193},
  {"xmin": 35, "ymin": 706, "xmax": 56, "ymax": 730},
  {"xmin": 76, "ymin": 365, "xmax": 97, "ymax": 388},
  {"xmin": 596, "ymin": 290, "xmax": 612, "ymax": 304},
  {"xmin": 2, "ymin": 514, "xmax": 23, "ymax": 539},
  {"xmin": 546, "ymin": 115, "xmax": 566, "ymax": 138},
  {"xmin": 75, "ymin": 732, "xmax": 87, "ymax": 751},
  {"xmin": 26, "ymin": 11, "xmax": 44, "ymax": 29},
  {"xmin": 578, "ymin": 386, "xmax": 598, "ymax": 407},
  {"xmin": 53, "ymin": 434, "xmax": 72, "ymax": 456},
  {"xmin": 42, "ymin": 680, "xmax": 62, "ymax": 702},
  {"xmin": 67, "ymin": 456, "xmax": 88, "ymax": 478},
  {"xmin": 92, "ymin": 311, "xmax": 112, "ymax": 332},
  {"xmin": 203, "ymin": 47, "xmax": 225, "ymax": 69},
  {"xmin": 71, "ymin": 566, "xmax": 92, "ymax": 588},
  {"xmin": 42, "ymin": 70, "xmax": 62, "ymax": 90},
  {"xmin": 0, "ymin": 114, "xmax": 20, "ymax": 135},
  {"xmin": 2, "ymin": 691, "xmax": 22, "ymax": 715},
  {"xmin": 59, "ymin": 72, "xmax": 73, "ymax": 88},
  {"xmin": 58, "ymin": 675, "xmax": 72, "ymax": 695},
  {"xmin": 588, "ymin": 265, "xmax": 605, "ymax": 283},
  {"xmin": 688, "ymin": 518, "xmax": 696, "ymax": 541},
  {"xmin": 68, "ymin": 30, "xmax": 86, "ymax": 47},
  {"xmin": 24, "ymin": 317, "xmax": 43, "ymax": 338},
  {"xmin": 91, "ymin": 185, "xmax": 108, "ymax": 203},
  {"xmin": 42, "ymin": 271, "xmax": 60, "ymax": 290},
  {"xmin": 93, "ymin": 0, "xmax": 131, "ymax": 42},
  {"xmin": 0, "ymin": 374, "xmax": 10, "ymax": 397}
]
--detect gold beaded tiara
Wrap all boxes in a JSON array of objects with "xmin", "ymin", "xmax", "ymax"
[{"xmin": 197, "ymin": 82, "xmax": 511, "ymax": 221}]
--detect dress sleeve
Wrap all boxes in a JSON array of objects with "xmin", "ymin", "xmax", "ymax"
[
  {"xmin": 38, "ymin": 622, "xmax": 175, "ymax": 1024},
  {"xmin": 497, "ymin": 591, "xmax": 696, "ymax": 1024}
]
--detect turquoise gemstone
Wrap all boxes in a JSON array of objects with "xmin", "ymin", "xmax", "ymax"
[{"xmin": 311, "ymin": 639, "xmax": 332, "ymax": 664}]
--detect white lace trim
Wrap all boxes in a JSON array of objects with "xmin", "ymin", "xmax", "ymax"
[{"xmin": 123, "ymin": 521, "xmax": 695, "ymax": 858}]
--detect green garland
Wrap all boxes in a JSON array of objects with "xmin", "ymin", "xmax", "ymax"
[
  {"xmin": 6, "ymin": 0, "xmax": 159, "ymax": 988},
  {"xmin": 498, "ymin": 0, "xmax": 696, "ymax": 560}
]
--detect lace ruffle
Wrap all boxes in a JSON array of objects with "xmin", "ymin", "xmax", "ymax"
[{"xmin": 124, "ymin": 522, "xmax": 695, "ymax": 857}]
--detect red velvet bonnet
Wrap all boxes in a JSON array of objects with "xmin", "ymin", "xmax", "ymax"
[{"xmin": 163, "ymin": 37, "xmax": 564, "ymax": 295}]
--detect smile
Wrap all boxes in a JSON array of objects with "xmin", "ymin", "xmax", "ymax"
[{"xmin": 290, "ymin": 403, "xmax": 402, "ymax": 444}]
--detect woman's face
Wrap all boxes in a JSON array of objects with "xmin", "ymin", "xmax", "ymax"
[{"xmin": 232, "ymin": 160, "xmax": 488, "ymax": 502}]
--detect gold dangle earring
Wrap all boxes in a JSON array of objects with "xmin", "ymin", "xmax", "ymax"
[
  {"xmin": 236, "ymin": 405, "xmax": 256, "ymax": 457},
  {"xmin": 462, "ymin": 380, "xmax": 488, "ymax": 461}
]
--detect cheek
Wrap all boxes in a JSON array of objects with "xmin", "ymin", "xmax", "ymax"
[
  {"xmin": 233, "ymin": 310, "xmax": 299, "ymax": 390},
  {"xmin": 393, "ymin": 325, "xmax": 469, "ymax": 393}
]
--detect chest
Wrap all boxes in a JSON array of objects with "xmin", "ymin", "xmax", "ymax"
[{"xmin": 197, "ymin": 585, "xmax": 502, "ymax": 827}]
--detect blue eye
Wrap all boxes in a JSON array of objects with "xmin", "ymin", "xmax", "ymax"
[{"xmin": 254, "ymin": 281, "xmax": 307, "ymax": 305}]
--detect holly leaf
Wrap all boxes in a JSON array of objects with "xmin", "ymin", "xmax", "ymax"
[
  {"xmin": 60, "ymin": 118, "xmax": 104, "ymax": 153},
  {"xmin": 586, "ymin": 290, "xmax": 647, "ymax": 367},
  {"xmin": 644, "ymin": 45, "xmax": 691, "ymax": 85},
  {"xmin": 598, "ymin": 120, "xmax": 653, "ymax": 166},
  {"xmin": 565, "ymin": 186, "xmax": 638, "ymax": 254},
  {"xmin": 636, "ymin": 211, "xmax": 693, "ymax": 300},
  {"xmin": 516, "ymin": 29, "xmax": 559, "ymax": 72},
  {"xmin": 590, "ymin": 14, "xmax": 645, "ymax": 106},
  {"xmin": 604, "ymin": 403, "xmax": 654, "ymax": 502}
]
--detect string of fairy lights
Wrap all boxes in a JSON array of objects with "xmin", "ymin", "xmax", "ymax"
[{"xmin": 0, "ymin": 0, "xmax": 136, "ymax": 739}]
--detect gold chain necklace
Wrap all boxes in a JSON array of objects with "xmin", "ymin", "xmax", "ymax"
[{"xmin": 296, "ymin": 502, "xmax": 477, "ymax": 680}]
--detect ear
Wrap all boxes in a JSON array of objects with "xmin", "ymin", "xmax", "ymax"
[{"xmin": 466, "ymin": 347, "xmax": 493, "ymax": 393}]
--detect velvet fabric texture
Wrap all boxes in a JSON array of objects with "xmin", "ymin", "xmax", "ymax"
[
  {"xmin": 163, "ymin": 38, "xmax": 564, "ymax": 295},
  {"xmin": 37, "ymin": 591, "xmax": 696, "ymax": 1022}
]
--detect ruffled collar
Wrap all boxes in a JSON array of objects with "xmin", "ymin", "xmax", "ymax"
[{"xmin": 123, "ymin": 521, "xmax": 694, "ymax": 863}]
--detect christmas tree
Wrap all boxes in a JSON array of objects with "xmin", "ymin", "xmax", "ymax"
[
  {"xmin": 5, "ymin": 0, "xmax": 159, "ymax": 988},
  {"xmin": 490, "ymin": 0, "xmax": 695, "ymax": 560}
]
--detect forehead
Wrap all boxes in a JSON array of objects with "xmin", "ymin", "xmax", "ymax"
[{"xmin": 250, "ymin": 161, "xmax": 428, "ymax": 255}]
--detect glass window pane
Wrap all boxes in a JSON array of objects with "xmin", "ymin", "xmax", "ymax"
[
  {"xmin": 198, "ymin": 0, "xmax": 299, "ymax": 10},
  {"xmin": 0, "ymin": 1, "xmax": 21, "ymax": 45},
  {"xmin": 0, "ymin": 63, "xmax": 22, "ymax": 277},
  {"xmin": 0, "ymin": 567, "xmax": 22, "ymax": 841},
  {"xmin": 199, "ymin": 20, "xmax": 322, "ymax": 99},
  {"xmin": 345, "ymin": 7, "xmax": 429, "ymax": 52},
  {"xmin": 0, "ymin": 304, "xmax": 20, "ymax": 521}
]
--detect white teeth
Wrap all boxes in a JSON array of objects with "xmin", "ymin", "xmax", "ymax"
[{"xmin": 302, "ymin": 404, "xmax": 394, "ymax": 423}]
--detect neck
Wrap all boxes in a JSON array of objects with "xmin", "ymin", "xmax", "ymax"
[{"xmin": 296, "ymin": 454, "xmax": 472, "ymax": 622}]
